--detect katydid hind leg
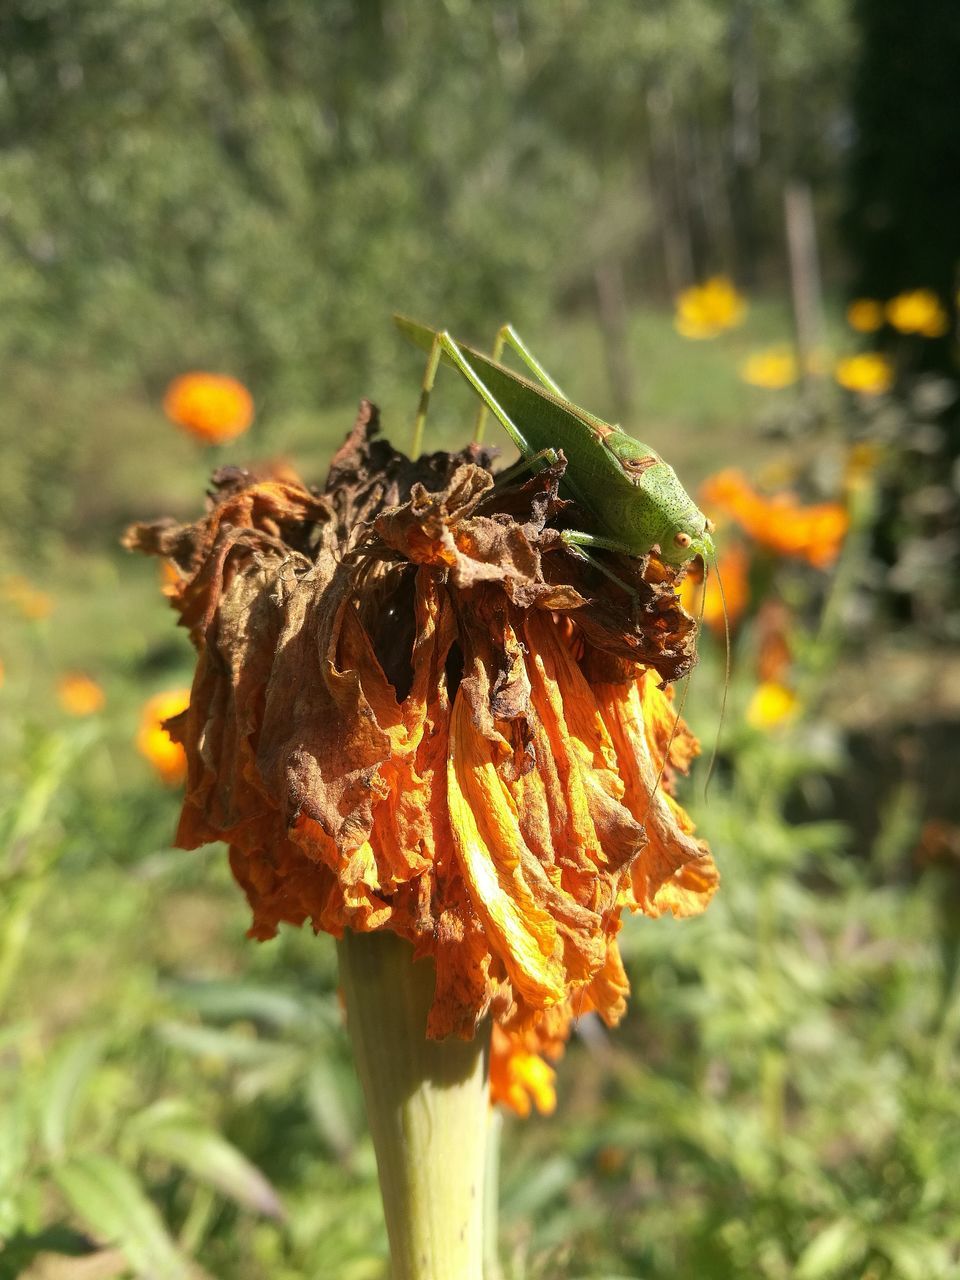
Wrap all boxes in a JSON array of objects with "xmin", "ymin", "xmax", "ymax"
[
  {"xmin": 474, "ymin": 323, "xmax": 566, "ymax": 443},
  {"xmin": 409, "ymin": 330, "xmax": 446, "ymax": 459},
  {"xmin": 431, "ymin": 330, "xmax": 537, "ymax": 460}
]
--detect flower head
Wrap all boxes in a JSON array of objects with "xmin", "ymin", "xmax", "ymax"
[
  {"xmin": 834, "ymin": 352, "xmax": 894, "ymax": 396},
  {"xmin": 746, "ymin": 680, "xmax": 798, "ymax": 730},
  {"xmin": 674, "ymin": 277, "xmax": 747, "ymax": 340},
  {"xmin": 490, "ymin": 1021, "xmax": 559, "ymax": 1117},
  {"xmin": 57, "ymin": 672, "xmax": 105, "ymax": 716},
  {"xmin": 702, "ymin": 469, "xmax": 848, "ymax": 568},
  {"xmin": 739, "ymin": 347, "xmax": 798, "ymax": 390},
  {"xmin": 163, "ymin": 373, "xmax": 254, "ymax": 444},
  {"xmin": 886, "ymin": 289, "xmax": 950, "ymax": 338},
  {"xmin": 846, "ymin": 299, "xmax": 885, "ymax": 333},
  {"xmin": 137, "ymin": 689, "xmax": 191, "ymax": 784},
  {"xmin": 125, "ymin": 405, "xmax": 717, "ymax": 1045}
]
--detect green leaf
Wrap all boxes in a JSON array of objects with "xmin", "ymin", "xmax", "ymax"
[
  {"xmin": 130, "ymin": 1111, "xmax": 283, "ymax": 1220},
  {"xmin": 52, "ymin": 1153, "xmax": 191, "ymax": 1280},
  {"xmin": 41, "ymin": 1034, "xmax": 107, "ymax": 1162},
  {"xmin": 795, "ymin": 1218, "xmax": 868, "ymax": 1279},
  {"xmin": 155, "ymin": 1020, "xmax": 296, "ymax": 1067}
]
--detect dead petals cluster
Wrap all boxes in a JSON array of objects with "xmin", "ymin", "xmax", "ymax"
[{"xmin": 125, "ymin": 407, "xmax": 717, "ymax": 1042}]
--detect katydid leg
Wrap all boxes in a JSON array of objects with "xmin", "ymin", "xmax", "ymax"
[
  {"xmin": 475, "ymin": 324, "xmax": 566, "ymax": 443},
  {"xmin": 412, "ymin": 329, "xmax": 535, "ymax": 460},
  {"xmin": 559, "ymin": 530, "xmax": 639, "ymax": 598}
]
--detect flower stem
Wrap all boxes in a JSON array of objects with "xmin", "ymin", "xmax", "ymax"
[{"xmin": 337, "ymin": 929, "xmax": 492, "ymax": 1280}]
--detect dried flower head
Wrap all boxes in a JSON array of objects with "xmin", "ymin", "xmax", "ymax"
[
  {"xmin": 125, "ymin": 405, "xmax": 717, "ymax": 1042},
  {"xmin": 163, "ymin": 373, "xmax": 254, "ymax": 444}
]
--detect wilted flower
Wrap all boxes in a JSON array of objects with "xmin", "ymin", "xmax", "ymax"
[
  {"xmin": 886, "ymin": 289, "xmax": 950, "ymax": 338},
  {"xmin": 57, "ymin": 672, "xmax": 106, "ymax": 716},
  {"xmin": 125, "ymin": 406, "xmax": 717, "ymax": 1048},
  {"xmin": 163, "ymin": 373, "xmax": 254, "ymax": 444},
  {"xmin": 137, "ymin": 689, "xmax": 190, "ymax": 784},
  {"xmin": 702, "ymin": 469, "xmax": 848, "ymax": 568},
  {"xmin": 674, "ymin": 277, "xmax": 747, "ymax": 340},
  {"xmin": 845, "ymin": 299, "xmax": 885, "ymax": 333},
  {"xmin": 739, "ymin": 346, "xmax": 798, "ymax": 390},
  {"xmin": 834, "ymin": 352, "xmax": 894, "ymax": 396}
]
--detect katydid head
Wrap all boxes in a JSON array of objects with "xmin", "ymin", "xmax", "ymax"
[{"xmin": 661, "ymin": 515, "xmax": 715, "ymax": 567}]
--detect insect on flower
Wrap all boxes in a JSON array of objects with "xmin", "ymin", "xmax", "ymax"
[{"xmin": 394, "ymin": 317, "xmax": 717, "ymax": 580}]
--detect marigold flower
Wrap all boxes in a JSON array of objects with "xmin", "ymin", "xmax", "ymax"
[
  {"xmin": 885, "ymin": 289, "xmax": 950, "ymax": 339},
  {"xmin": 489, "ymin": 1022, "xmax": 558, "ymax": 1116},
  {"xmin": 739, "ymin": 346, "xmax": 798, "ymax": 390},
  {"xmin": 163, "ymin": 372, "xmax": 254, "ymax": 444},
  {"xmin": 137, "ymin": 689, "xmax": 191, "ymax": 784},
  {"xmin": 674, "ymin": 276, "xmax": 747, "ymax": 339},
  {"xmin": 57, "ymin": 672, "xmax": 106, "ymax": 716},
  {"xmin": 701, "ymin": 469, "xmax": 848, "ymax": 568},
  {"xmin": 680, "ymin": 543, "xmax": 750, "ymax": 636},
  {"xmin": 845, "ymin": 299, "xmax": 885, "ymax": 333},
  {"xmin": 125, "ymin": 404, "xmax": 717, "ymax": 1048},
  {"xmin": 746, "ymin": 680, "xmax": 798, "ymax": 729},
  {"xmin": 834, "ymin": 352, "xmax": 894, "ymax": 396}
]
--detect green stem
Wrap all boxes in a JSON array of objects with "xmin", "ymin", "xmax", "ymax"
[
  {"xmin": 337, "ymin": 929, "xmax": 492, "ymax": 1280},
  {"xmin": 483, "ymin": 1107, "xmax": 505, "ymax": 1280}
]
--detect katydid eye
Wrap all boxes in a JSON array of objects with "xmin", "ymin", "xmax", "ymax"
[
  {"xmin": 705, "ymin": 518, "xmax": 715, "ymax": 534},
  {"xmin": 674, "ymin": 532, "xmax": 692, "ymax": 549}
]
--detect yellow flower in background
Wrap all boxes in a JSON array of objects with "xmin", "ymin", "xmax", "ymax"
[
  {"xmin": 846, "ymin": 299, "xmax": 885, "ymax": 333},
  {"xmin": 137, "ymin": 688, "xmax": 190, "ymax": 785},
  {"xmin": 739, "ymin": 346, "xmax": 798, "ymax": 389},
  {"xmin": 834, "ymin": 352, "xmax": 894, "ymax": 396},
  {"xmin": 3, "ymin": 574, "xmax": 54, "ymax": 620},
  {"xmin": 674, "ymin": 276, "xmax": 747, "ymax": 339},
  {"xmin": 886, "ymin": 289, "xmax": 950, "ymax": 338},
  {"xmin": 163, "ymin": 372, "xmax": 254, "ymax": 444},
  {"xmin": 746, "ymin": 681, "xmax": 799, "ymax": 730},
  {"xmin": 57, "ymin": 672, "xmax": 106, "ymax": 716}
]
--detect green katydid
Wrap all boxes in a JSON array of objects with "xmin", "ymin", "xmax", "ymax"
[{"xmin": 393, "ymin": 314, "xmax": 717, "ymax": 574}]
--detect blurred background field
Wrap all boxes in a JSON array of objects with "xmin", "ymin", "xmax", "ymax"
[{"xmin": 3, "ymin": 2, "xmax": 960, "ymax": 1277}]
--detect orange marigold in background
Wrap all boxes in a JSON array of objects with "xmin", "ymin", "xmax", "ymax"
[
  {"xmin": 137, "ymin": 689, "xmax": 190, "ymax": 784},
  {"xmin": 680, "ymin": 543, "xmax": 750, "ymax": 636},
  {"xmin": 57, "ymin": 672, "xmax": 106, "ymax": 716},
  {"xmin": 834, "ymin": 352, "xmax": 894, "ymax": 396},
  {"xmin": 125, "ymin": 406, "xmax": 718, "ymax": 1062},
  {"xmin": 163, "ymin": 373, "xmax": 254, "ymax": 444},
  {"xmin": 845, "ymin": 299, "xmax": 885, "ymax": 333},
  {"xmin": 886, "ymin": 289, "xmax": 950, "ymax": 339},
  {"xmin": 702, "ymin": 469, "xmax": 848, "ymax": 568},
  {"xmin": 674, "ymin": 276, "xmax": 747, "ymax": 340}
]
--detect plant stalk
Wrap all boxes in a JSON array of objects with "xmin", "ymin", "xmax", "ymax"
[{"xmin": 337, "ymin": 928, "xmax": 491, "ymax": 1280}]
